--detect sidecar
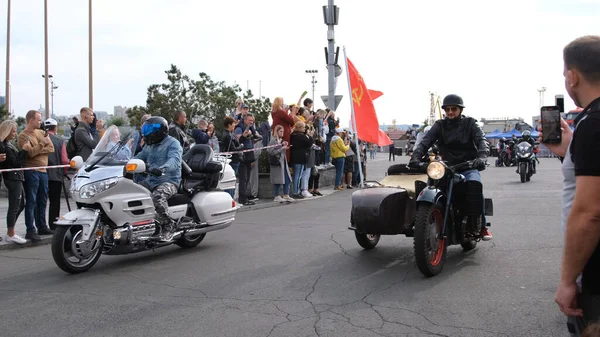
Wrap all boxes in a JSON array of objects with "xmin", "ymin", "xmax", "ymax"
[{"xmin": 349, "ymin": 164, "xmax": 428, "ymax": 249}]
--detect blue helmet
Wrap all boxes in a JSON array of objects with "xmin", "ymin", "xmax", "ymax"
[{"xmin": 141, "ymin": 116, "xmax": 168, "ymax": 145}]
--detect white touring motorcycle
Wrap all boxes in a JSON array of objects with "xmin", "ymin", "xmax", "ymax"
[{"xmin": 52, "ymin": 126, "xmax": 239, "ymax": 274}]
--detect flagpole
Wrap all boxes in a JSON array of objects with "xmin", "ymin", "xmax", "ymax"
[{"xmin": 343, "ymin": 46, "xmax": 364, "ymax": 188}]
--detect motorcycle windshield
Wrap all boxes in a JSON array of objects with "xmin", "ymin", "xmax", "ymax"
[{"xmin": 84, "ymin": 125, "xmax": 137, "ymax": 166}]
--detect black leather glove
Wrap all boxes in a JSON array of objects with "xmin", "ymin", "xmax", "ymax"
[
  {"xmin": 473, "ymin": 158, "xmax": 487, "ymax": 171},
  {"xmin": 149, "ymin": 168, "xmax": 164, "ymax": 176},
  {"xmin": 408, "ymin": 158, "xmax": 421, "ymax": 169}
]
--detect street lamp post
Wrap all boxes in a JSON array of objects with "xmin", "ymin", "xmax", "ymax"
[
  {"xmin": 5, "ymin": 0, "xmax": 11, "ymax": 113},
  {"xmin": 43, "ymin": 0, "xmax": 50, "ymax": 119},
  {"xmin": 323, "ymin": 0, "xmax": 339, "ymax": 110},
  {"xmin": 88, "ymin": 0, "xmax": 93, "ymax": 109},
  {"xmin": 305, "ymin": 70, "xmax": 318, "ymax": 102},
  {"xmin": 537, "ymin": 86, "xmax": 546, "ymax": 109},
  {"xmin": 42, "ymin": 74, "xmax": 57, "ymax": 117}
]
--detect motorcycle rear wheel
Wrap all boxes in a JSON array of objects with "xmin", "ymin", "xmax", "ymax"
[
  {"xmin": 51, "ymin": 225, "xmax": 102, "ymax": 274},
  {"xmin": 414, "ymin": 203, "xmax": 447, "ymax": 277},
  {"xmin": 175, "ymin": 233, "xmax": 206, "ymax": 248}
]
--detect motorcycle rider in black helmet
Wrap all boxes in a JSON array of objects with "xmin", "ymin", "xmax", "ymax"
[
  {"xmin": 135, "ymin": 116, "xmax": 183, "ymax": 241},
  {"xmin": 515, "ymin": 129, "xmax": 537, "ymax": 174},
  {"xmin": 409, "ymin": 94, "xmax": 492, "ymax": 241}
]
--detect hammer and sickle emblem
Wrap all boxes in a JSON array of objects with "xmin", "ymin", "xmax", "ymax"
[{"xmin": 352, "ymin": 84, "xmax": 364, "ymax": 107}]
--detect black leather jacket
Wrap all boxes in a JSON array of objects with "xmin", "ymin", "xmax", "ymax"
[
  {"xmin": 0, "ymin": 141, "xmax": 25, "ymax": 181},
  {"xmin": 168, "ymin": 123, "xmax": 190, "ymax": 153},
  {"xmin": 411, "ymin": 115, "xmax": 487, "ymax": 166}
]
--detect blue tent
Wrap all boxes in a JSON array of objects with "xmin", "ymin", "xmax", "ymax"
[
  {"xmin": 498, "ymin": 128, "xmax": 522, "ymax": 138},
  {"xmin": 485, "ymin": 129, "xmax": 503, "ymax": 139},
  {"xmin": 529, "ymin": 129, "xmax": 539, "ymax": 138}
]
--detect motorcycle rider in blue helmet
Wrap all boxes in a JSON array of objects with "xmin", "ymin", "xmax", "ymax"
[
  {"xmin": 135, "ymin": 116, "xmax": 183, "ymax": 241},
  {"xmin": 409, "ymin": 94, "xmax": 492, "ymax": 241}
]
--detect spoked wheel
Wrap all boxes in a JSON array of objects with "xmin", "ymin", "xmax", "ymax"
[
  {"xmin": 520, "ymin": 163, "xmax": 527, "ymax": 183},
  {"xmin": 414, "ymin": 203, "xmax": 447, "ymax": 277},
  {"xmin": 175, "ymin": 233, "xmax": 206, "ymax": 248},
  {"xmin": 51, "ymin": 225, "xmax": 102, "ymax": 274},
  {"xmin": 355, "ymin": 232, "xmax": 380, "ymax": 250}
]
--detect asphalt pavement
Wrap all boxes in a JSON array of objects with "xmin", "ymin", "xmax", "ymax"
[{"xmin": 0, "ymin": 154, "xmax": 568, "ymax": 337}]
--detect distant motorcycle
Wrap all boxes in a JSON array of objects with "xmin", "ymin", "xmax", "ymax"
[{"xmin": 515, "ymin": 141, "xmax": 536, "ymax": 183}]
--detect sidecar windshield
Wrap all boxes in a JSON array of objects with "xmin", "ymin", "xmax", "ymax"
[{"xmin": 84, "ymin": 125, "xmax": 136, "ymax": 167}]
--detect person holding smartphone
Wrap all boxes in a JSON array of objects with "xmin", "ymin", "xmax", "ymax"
[{"xmin": 543, "ymin": 35, "xmax": 600, "ymax": 333}]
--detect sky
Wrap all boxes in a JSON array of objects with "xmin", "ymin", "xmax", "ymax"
[{"xmin": 0, "ymin": 0, "xmax": 598, "ymax": 127}]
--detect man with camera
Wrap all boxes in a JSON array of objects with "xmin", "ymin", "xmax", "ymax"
[{"xmin": 17, "ymin": 110, "xmax": 55, "ymax": 242}]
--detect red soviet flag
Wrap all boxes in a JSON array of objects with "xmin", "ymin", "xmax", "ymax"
[
  {"xmin": 347, "ymin": 58, "xmax": 392, "ymax": 146},
  {"xmin": 368, "ymin": 89, "xmax": 383, "ymax": 100}
]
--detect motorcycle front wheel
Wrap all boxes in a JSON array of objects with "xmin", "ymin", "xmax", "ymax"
[
  {"xmin": 414, "ymin": 203, "xmax": 447, "ymax": 277},
  {"xmin": 520, "ymin": 163, "xmax": 527, "ymax": 183},
  {"xmin": 51, "ymin": 225, "xmax": 102, "ymax": 274}
]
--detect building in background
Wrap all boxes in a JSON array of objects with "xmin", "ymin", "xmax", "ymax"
[
  {"xmin": 95, "ymin": 111, "xmax": 109, "ymax": 121},
  {"xmin": 113, "ymin": 105, "xmax": 128, "ymax": 119},
  {"xmin": 480, "ymin": 117, "xmax": 525, "ymax": 133},
  {"xmin": 0, "ymin": 95, "xmax": 5, "ymax": 106}
]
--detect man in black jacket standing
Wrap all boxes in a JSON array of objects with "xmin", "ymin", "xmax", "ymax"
[
  {"xmin": 168, "ymin": 111, "xmax": 190, "ymax": 153},
  {"xmin": 409, "ymin": 94, "xmax": 491, "ymax": 241},
  {"xmin": 45, "ymin": 118, "xmax": 69, "ymax": 230}
]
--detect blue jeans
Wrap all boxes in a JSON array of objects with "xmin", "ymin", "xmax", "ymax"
[
  {"xmin": 461, "ymin": 169, "xmax": 487, "ymax": 227},
  {"xmin": 333, "ymin": 157, "xmax": 344, "ymax": 187},
  {"xmin": 273, "ymin": 172, "xmax": 291, "ymax": 196},
  {"xmin": 292, "ymin": 164, "xmax": 304, "ymax": 195},
  {"xmin": 230, "ymin": 162, "xmax": 240, "ymax": 175},
  {"xmin": 23, "ymin": 170, "xmax": 49, "ymax": 233}
]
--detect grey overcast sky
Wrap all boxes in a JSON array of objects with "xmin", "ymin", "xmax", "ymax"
[{"xmin": 0, "ymin": 0, "xmax": 598, "ymax": 126}]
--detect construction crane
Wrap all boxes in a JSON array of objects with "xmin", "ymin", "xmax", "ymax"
[{"xmin": 428, "ymin": 92, "xmax": 443, "ymax": 126}]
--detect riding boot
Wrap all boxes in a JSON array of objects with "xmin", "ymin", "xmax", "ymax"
[
  {"xmin": 152, "ymin": 217, "xmax": 174, "ymax": 241},
  {"xmin": 160, "ymin": 221, "xmax": 175, "ymax": 241}
]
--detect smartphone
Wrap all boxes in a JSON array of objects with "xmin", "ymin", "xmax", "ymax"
[
  {"xmin": 301, "ymin": 91, "xmax": 308, "ymax": 97},
  {"xmin": 541, "ymin": 105, "xmax": 562, "ymax": 144}
]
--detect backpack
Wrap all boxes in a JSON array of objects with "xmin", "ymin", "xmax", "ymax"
[{"xmin": 66, "ymin": 133, "xmax": 78, "ymax": 159}]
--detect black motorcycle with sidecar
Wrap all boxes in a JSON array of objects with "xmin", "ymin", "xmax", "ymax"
[{"xmin": 349, "ymin": 159, "xmax": 494, "ymax": 277}]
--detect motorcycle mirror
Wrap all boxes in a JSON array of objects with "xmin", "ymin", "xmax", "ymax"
[
  {"xmin": 125, "ymin": 159, "xmax": 147, "ymax": 174},
  {"xmin": 70, "ymin": 156, "xmax": 84, "ymax": 170}
]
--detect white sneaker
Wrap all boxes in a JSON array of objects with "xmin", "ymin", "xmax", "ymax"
[
  {"xmin": 283, "ymin": 195, "xmax": 295, "ymax": 202},
  {"xmin": 273, "ymin": 196, "xmax": 284, "ymax": 202},
  {"xmin": 301, "ymin": 190, "xmax": 313, "ymax": 198},
  {"xmin": 5, "ymin": 234, "xmax": 26, "ymax": 245}
]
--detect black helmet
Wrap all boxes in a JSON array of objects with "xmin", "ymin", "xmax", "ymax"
[
  {"xmin": 441, "ymin": 94, "xmax": 465, "ymax": 109},
  {"xmin": 500, "ymin": 137, "xmax": 506, "ymax": 142},
  {"xmin": 522, "ymin": 130, "xmax": 531, "ymax": 140},
  {"xmin": 141, "ymin": 116, "xmax": 168, "ymax": 145}
]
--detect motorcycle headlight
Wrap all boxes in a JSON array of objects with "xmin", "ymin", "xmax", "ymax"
[
  {"xmin": 79, "ymin": 177, "xmax": 119, "ymax": 199},
  {"xmin": 523, "ymin": 153, "xmax": 531, "ymax": 158},
  {"xmin": 427, "ymin": 161, "xmax": 445, "ymax": 180}
]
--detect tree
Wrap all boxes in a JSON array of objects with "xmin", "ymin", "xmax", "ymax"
[
  {"xmin": 134, "ymin": 65, "xmax": 271, "ymax": 134},
  {"xmin": 0, "ymin": 104, "xmax": 8, "ymax": 121},
  {"xmin": 15, "ymin": 117, "xmax": 26, "ymax": 130},
  {"xmin": 126, "ymin": 106, "xmax": 149, "ymax": 127},
  {"xmin": 108, "ymin": 116, "xmax": 127, "ymax": 127}
]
